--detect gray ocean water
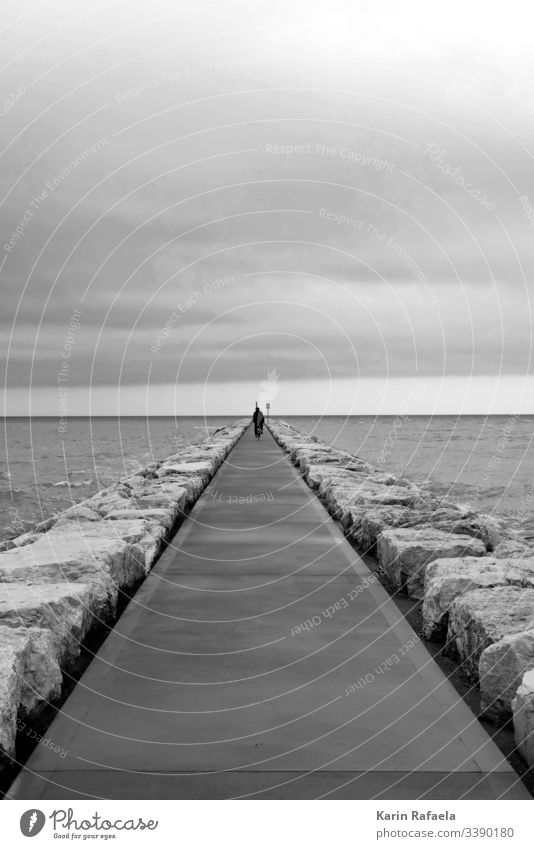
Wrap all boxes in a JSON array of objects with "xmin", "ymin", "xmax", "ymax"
[{"xmin": 1, "ymin": 416, "xmax": 533, "ymax": 542}]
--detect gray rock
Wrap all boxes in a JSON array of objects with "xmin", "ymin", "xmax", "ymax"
[
  {"xmin": 422, "ymin": 557, "xmax": 534, "ymax": 640},
  {"xmin": 351, "ymin": 503, "xmax": 504, "ymax": 556},
  {"xmin": 0, "ymin": 582, "xmax": 95, "ymax": 667},
  {"xmin": 377, "ymin": 528, "xmax": 486, "ymax": 598},
  {"xmin": 158, "ymin": 460, "xmax": 214, "ymax": 478},
  {"xmin": 57, "ymin": 505, "xmax": 102, "ymax": 523},
  {"xmin": 0, "ymin": 626, "xmax": 62, "ymax": 761},
  {"xmin": 493, "ymin": 537, "xmax": 532, "ymax": 558},
  {"xmin": 10, "ymin": 531, "xmax": 42, "ymax": 548},
  {"xmin": 322, "ymin": 479, "xmax": 415, "ymax": 522},
  {"xmin": 49, "ymin": 519, "xmax": 158, "ymax": 573},
  {"xmin": 479, "ymin": 630, "xmax": 534, "ymax": 721},
  {"xmin": 0, "ymin": 530, "xmax": 146, "ymax": 615},
  {"xmin": 447, "ymin": 586, "xmax": 534, "ymax": 680}
]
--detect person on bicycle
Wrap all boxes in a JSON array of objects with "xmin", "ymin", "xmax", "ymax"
[{"xmin": 252, "ymin": 405, "xmax": 264, "ymax": 438}]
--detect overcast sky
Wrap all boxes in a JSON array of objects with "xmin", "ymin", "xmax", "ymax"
[{"xmin": 2, "ymin": 0, "xmax": 534, "ymax": 414}]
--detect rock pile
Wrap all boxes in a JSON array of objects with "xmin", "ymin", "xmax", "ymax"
[
  {"xmin": 267, "ymin": 418, "xmax": 534, "ymax": 761},
  {"xmin": 0, "ymin": 420, "xmax": 247, "ymax": 763}
]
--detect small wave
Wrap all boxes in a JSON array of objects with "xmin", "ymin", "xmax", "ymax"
[{"xmin": 44, "ymin": 480, "xmax": 93, "ymax": 488}]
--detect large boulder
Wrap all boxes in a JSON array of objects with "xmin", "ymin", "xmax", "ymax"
[
  {"xmin": 479, "ymin": 630, "xmax": 534, "ymax": 722},
  {"xmin": 157, "ymin": 460, "xmax": 214, "ymax": 479},
  {"xmin": 351, "ymin": 484, "xmax": 421, "ymax": 508},
  {"xmin": 377, "ymin": 528, "xmax": 486, "ymax": 598},
  {"xmin": 0, "ymin": 582, "xmax": 96, "ymax": 667},
  {"xmin": 101, "ymin": 507, "xmax": 172, "ymax": 530},
  {"xmin": 57, "ymin": 505, "xmax": 102, "ymax": 523},
  {"xmin": 304, "ymin": 464, "xmax": 362, "ymax": 491},
  {"xmin": 512, "ymin": 669, "xmax": 534, "ymax": 769},
  {"xmin": 350, "ymin": 503, "xmax": 504, "ymax": 556},
  {"xmin": 7, "ymin": 531, "xmax": 42, "ymax": 548},
  {"xmin": 493, "ymin": 537, "xmax": 532, "ymax": 558},
  {"xmin": 0, "ymin": 531, "xmax": 146, "ymax": 615},
  {"xmin": 341, "ymin": 504, "xmax": 369, "ymax": 535},
  {"xmin": 321, "ymin": 479, "xmax": 419, "ymax": 522},
  {"xmin": 291, "ymin": 446, "xmax": 359, "ymax": 474},
  {"xmin": 0, "ymin": 626, "xmax": 62, "ymax": 762},
  {"xmin": 54, "ymin": 514, "xmax": 142, "ymax": 534},
  {"xmin": 422, "ymin": 557, "xmax": 534, "ymax": 640},
  {"xmin": 86, "ymin": 491, "xmax": 133, "ymax": 517},
  {"xmin": 129, "ymin": 481, "xmax": 188, "ymax": 512},
  {"xmin": 173, "ymin": 445, "xmax": 227, "ymax": 462},
  {"xmin": 347, "ymin": 504, "xmax": 409, "ymax": 552},
  {"xmin": 87, "ymin": 477, "xmax": 192, "ymax": 517},
  {"xmin": 150, "ymin": 472, "xmax": 206, "ymax": 505},
  {"xmin": 48, "ymin": 519, "xmax": 159, "ymax": 573},
  {"xmin": 447, "ymin": 586, "xmax": 534, "ymax": 680}
]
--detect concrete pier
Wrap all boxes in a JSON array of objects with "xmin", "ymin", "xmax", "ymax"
[{"xmin": 8, "ymin": 426, "xmax": 529, "ymax": 799}]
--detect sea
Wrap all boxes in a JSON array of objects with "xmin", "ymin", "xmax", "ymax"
[{"xmin": 1, "ymin": 415, "xmax": 533, "ymax": 543}]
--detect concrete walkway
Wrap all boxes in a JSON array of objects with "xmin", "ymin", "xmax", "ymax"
[{"xmin": 9, "ymin": 426, "xmax": 529, "ymax": 799}]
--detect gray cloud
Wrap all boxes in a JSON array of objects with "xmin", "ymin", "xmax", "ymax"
[{"xmin": 1, "ymin": 0, "xmax": 533, "ymax": 412}]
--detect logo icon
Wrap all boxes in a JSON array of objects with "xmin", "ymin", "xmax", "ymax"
[{"xmin": 20, "ymin": 810, "xmax": 46, "ymax": 837}]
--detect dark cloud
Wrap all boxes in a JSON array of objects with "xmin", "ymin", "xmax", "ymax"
[{"xmin": 1, "ymin": 0, "xmax": 533, "ymax": 412}]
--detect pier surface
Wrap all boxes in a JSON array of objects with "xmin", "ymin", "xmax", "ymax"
[{"xmin": 9, "ymin": 426, "xmax": 528, "ymax": 799}]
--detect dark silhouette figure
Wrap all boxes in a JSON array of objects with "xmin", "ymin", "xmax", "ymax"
[{"xmin": 252, "ymin": 405, "xmax": 264, "ymax": 438}]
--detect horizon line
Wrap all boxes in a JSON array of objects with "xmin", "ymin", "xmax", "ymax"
[{"xmin": 2, "ymin": 412, "xmax": 532, "ymax": 419}]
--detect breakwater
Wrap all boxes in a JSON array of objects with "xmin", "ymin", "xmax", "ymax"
[
  {"xmin": 267, "ymin": 419, "xmax": 534, "ymax": 770},
  {"xmin": 0, "ymin": 420, "xmax": 247, "ymax": 765}
]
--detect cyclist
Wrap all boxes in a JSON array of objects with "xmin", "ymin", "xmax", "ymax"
[{"xmin": 252, "ymin": 405, "xmax": 265, "ymax": 439}]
